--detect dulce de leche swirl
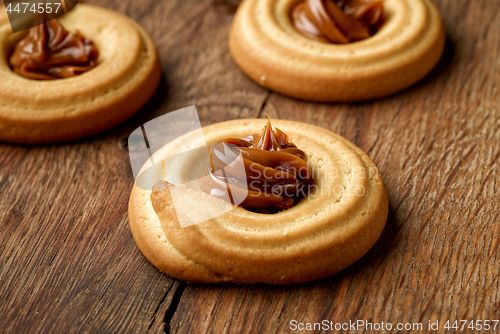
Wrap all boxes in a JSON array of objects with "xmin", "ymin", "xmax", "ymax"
[
  {"xmin": 206, "ymin": 118, "xmax": 313, "ymax": 213},
  {"xmin": 10, "ymin": 20, "xmax": 99, "ymax": 80},
  {"xmin": 292, "ymin": 0, "xmax": 384, "ymax": 43}
]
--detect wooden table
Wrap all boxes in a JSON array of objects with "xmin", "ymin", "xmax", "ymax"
[{"xmin": 1, "ymin": 0, "xmax": 498, "ymax": 333}]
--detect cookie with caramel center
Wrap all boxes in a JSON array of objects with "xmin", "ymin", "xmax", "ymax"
[
  {"xmin": 0, "ymin": 4, "xmax": 160, "ymax": 144},
  {"xmin": 229, "ymin": 0, "xmax": 445, "ymax": 101},
  {"xmin": 128, "ymin": 119, "xmax": 388, "ymax": 284}
]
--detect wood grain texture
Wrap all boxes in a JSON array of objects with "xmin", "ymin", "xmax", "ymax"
[{"xmin": 0, "ymin": 0, "xmax": 498, "ymax": 333}]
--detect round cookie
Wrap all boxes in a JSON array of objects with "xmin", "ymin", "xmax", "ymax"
[
  {"xmin": 129, "ymin": 119, "xmax": 388, "ymax": 284},
  {"xmin": 229, "ymin": 0, "xmax": 445, "ymax": 102},
  {"xmin": 0, "ymin": 4, "xmax": 161, "ymax": 144}
]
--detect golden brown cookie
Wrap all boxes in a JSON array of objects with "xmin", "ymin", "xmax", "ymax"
[
  {"xmin": 0, "ymin": 4, "xmax": 161, "ymax": 144},
  {"xmin": 129, "ymin": 119, "xmax": 388, "ymax": 284},
  {"xmin": 229, "ymin": 0, "xmax": 445, "ymax": 102}
]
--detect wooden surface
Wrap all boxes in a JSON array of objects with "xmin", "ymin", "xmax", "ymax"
[{"xmin": 1, "ymin": 0, "xmax": 498, "ymax": 333}]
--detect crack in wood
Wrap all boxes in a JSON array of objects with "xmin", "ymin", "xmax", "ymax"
[
  {"xmin": 257, "ymin": 91, "xmax": 271, "ymax": 118},
  {"xmin": 163, "ymin": 282, "xmax": 187, "ymax": 333},
  {"xmin": 148, "ymin": 285, "xmax": 173, "ymax": 330},
  {"xmin": 212, "ymin": 0, "xmax": 241, "ymax": 13}
]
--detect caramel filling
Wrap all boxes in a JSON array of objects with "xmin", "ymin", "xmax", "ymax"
[
  {"xmin": 205, "ymin": 118, "xmax": 314, "ymax": 214},
  {"xmin": 291, "ymin": 0, "xmax": 384, "ymax": 43},
  {"xmin": 10, "ymin": 20, "xmax": 99, "ymax": 80}
]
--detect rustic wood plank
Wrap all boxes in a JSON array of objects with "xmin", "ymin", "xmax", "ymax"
[
  {"xmin": 0, "ymin": 0, "xmax": 265, "ymax": 333},
  {"xmin": 1, "ymin": 0, "xmax": 498, "ymax": 333},
  {"xmin": 169, "ymin": 0, "xmax": 500, "ymax": 333}
]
